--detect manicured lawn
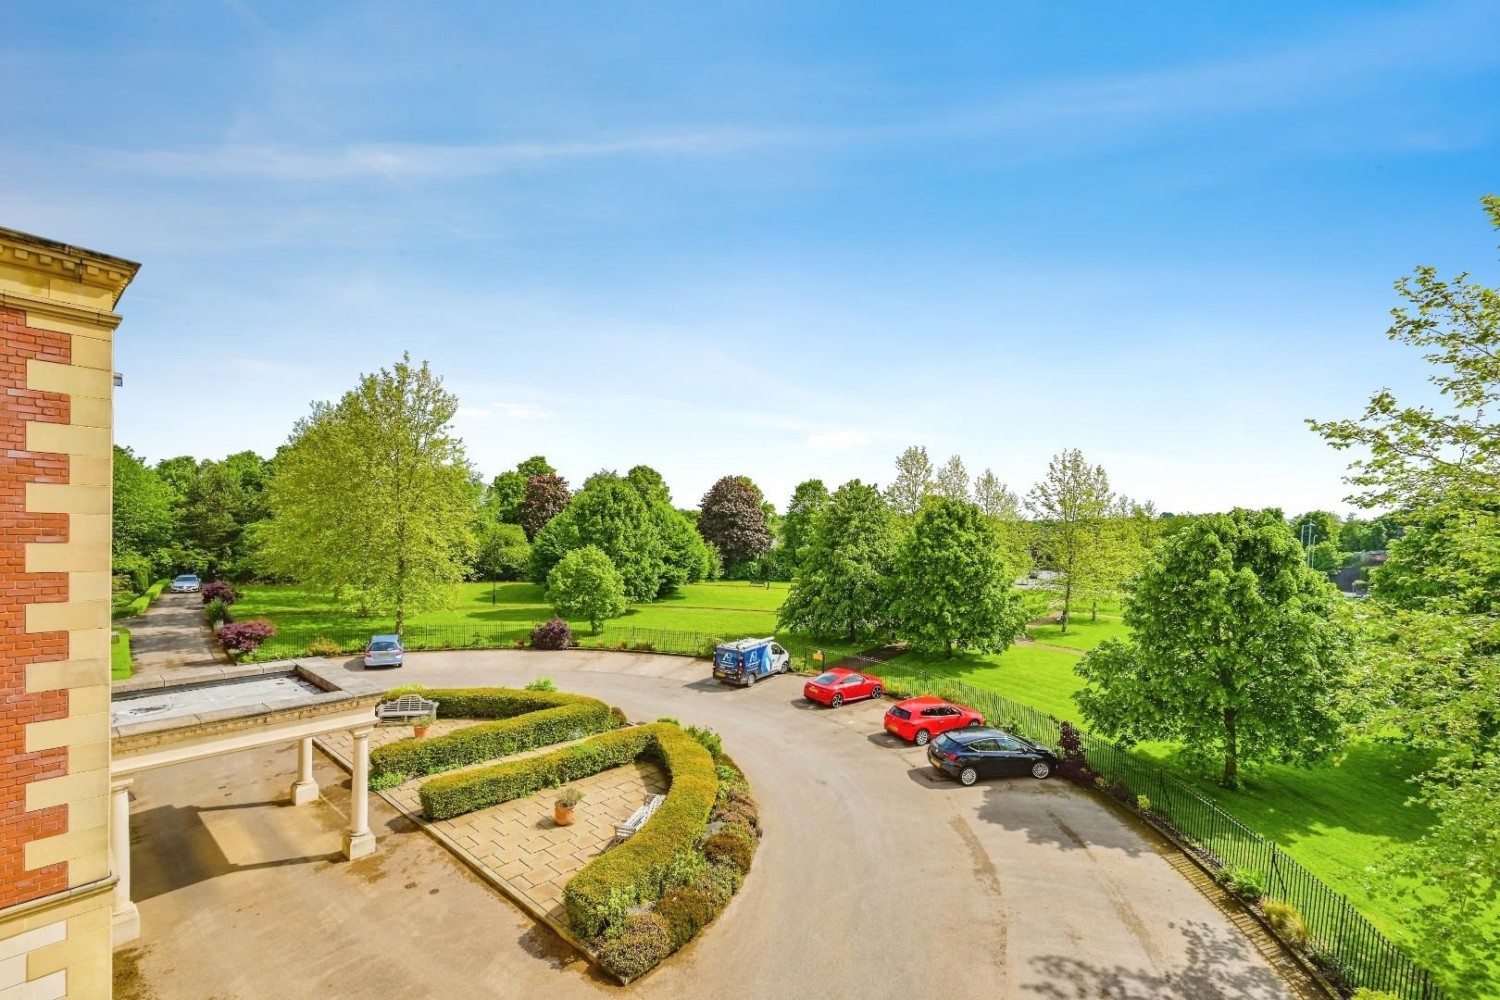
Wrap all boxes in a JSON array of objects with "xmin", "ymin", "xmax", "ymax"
[
  {"xmin": 111, "ymin": 628, "xmax": 131, "ymax": 680},
  {"xmin": 1027, "ymin": 615, "xmax": 1128, "ymax": 651}
]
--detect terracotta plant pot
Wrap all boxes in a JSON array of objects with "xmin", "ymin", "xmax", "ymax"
[
  {"xmin": 414, "ymin": 725, "xmax": 430, "ymax": 740},
  {"xmin": 554, "ymin": 803, "xmax": 576, "ymax": 826}
]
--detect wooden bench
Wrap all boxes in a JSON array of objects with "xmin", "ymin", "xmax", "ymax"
[
  {"xmin": 374, "ymin": 694, "xmax": 439, "ymax": 723},
  {"xmin": 613, "ymin": 793, "xmax": 665, "ymax": 843}
]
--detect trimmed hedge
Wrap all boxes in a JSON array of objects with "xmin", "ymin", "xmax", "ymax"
[
  {"xmin": 112, "ymin": 579, "xmax": 169, "ymax": 620},
  {"xmin": 414, "ymin": 721, "xmax": 717, "ymax": 941},
  {"xmin": 369, "ymin": 687, "xmax": 618, "ymax": 783}
]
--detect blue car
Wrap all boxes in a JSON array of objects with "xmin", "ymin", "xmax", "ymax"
[{"xmin": 363, "ymin": 635, "xmax": 405, "ymax": 669}]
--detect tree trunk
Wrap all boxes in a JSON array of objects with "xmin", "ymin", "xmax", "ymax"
[
  {"xmin": 1061, "ymin": 574, "xmax": 1072, "ymax": 634},
  {"xmin": 946, "ymin": 639, "xmax": 953, "ymax": 659},
  {"xmin": 1090, "ymin": 599, "xmax": 1097, "ymax": 622},
  {"xmin": 1221, "ymin": 708, "xmax": 1239, "ymax": 789}
]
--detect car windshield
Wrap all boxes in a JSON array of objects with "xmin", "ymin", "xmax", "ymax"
[
  {"xmin": 370, "ymin": 641, "xmax": 398, "ymax": 652},
  {"xmin": 888, "ymin": 707, "xmax": 911, "ymax": 720},
  {"xmin": 813, "ymin": 673, "xmax": 840, "ymax": 684},
  {"xmin": 175, "ymin": 575, "xmax": 197, "ymax": 583}
]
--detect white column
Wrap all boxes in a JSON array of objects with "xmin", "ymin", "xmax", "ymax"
[
  {"xmin": 342, "ymin": 727, "xmax": 376, "ymax": 860},
  {"xmin": 289, "ymin": 737, "xmax": 319, "ymax": 806},
  {"xmin": 110, "ymin": 777, "xmax": 140, "ymax": 943}
]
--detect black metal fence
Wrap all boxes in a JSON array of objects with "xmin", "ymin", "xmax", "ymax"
[{"xmin": 872, "ymin": 663, "xmax": 1447, "ymax": 1000}]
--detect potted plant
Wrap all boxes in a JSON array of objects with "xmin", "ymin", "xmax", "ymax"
[
  {"xmin": 555, "ymin": 788, "xmax": 583, "ymax": 826},
  {"xmin": 412, "ymin": 712, "xmax": 436, "ymax": 740}
]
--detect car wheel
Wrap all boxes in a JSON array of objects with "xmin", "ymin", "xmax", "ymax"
[
  {"xmin": 915, "ymin": 730, "xmax": 930, "ymax": 746},
  {"xmin": 959, "ymin": 767, "xmax": 978, "ymax": 786},
  {"xmin": 745, "ymin": 671, "xmax": 756, "ymax": 687},
  {"xmin": 1031, "ymin": 760, "xmax": 1053, "ymax": 780},
  {"xmin": 870, "ymin": 685, "xmax": 883, "ymax": 699},
  {"xmin": 831, "ymin": 693, "xmax": 843, "ymax": 708}
]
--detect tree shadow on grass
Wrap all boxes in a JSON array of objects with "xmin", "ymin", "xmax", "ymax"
[{"xmin": 1021, "ymin": 918, "xmax": 1289, "ymax": 999}]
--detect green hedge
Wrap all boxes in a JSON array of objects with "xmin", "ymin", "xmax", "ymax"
[
  {"xmin": 368, "ymin": 688, "xmax": 619, "ymax": 783},
  {"xmin": 112, "ymin": 579, "xmax": 169, "ymax": 620},
  {"xmin": 415, "ymin": 722, "xmax": 717, "ymax": 940}
]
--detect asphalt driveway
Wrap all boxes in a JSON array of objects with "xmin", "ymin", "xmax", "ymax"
[
  {"xmin": 117, "ymin": 591, "xmax": 221, "ymax": 678},
  {"xmin": 120, "ymin": 649, "xmax": 1303, "ymax": 1000}
]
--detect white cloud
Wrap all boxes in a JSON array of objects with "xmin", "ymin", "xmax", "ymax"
[
  {"xmin": 456, "ymin": 406, "xmax": 491, "ymax": 420},
  {"xmin": 805, "ymin": 429, "xmax": 870, "ymax": 451},
  {"xmin": 497, "ymin": 402, "xmax": 552, "ymax": 421}
]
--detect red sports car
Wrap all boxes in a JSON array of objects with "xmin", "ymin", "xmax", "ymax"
[
  {"xmin": 883, "ymin": 696, "xmax": 984, "ymax": 745},
  {"xmin": 803, "ymin": 667, "xmax": 884, "ymax": 707}
]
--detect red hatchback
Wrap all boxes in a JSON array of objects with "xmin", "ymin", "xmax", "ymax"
[
  {"xmin": 884, "ymin": 696, "xmax": 984, "ymax": 746},
  {"xmin": 803, "ymin": 668, "xmax": 884, "ymax": 708}
]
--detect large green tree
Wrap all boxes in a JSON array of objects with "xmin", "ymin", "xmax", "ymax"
[
  {"xmin": 1025, "ymin": 448, "xmax": 1115, "ymax": 632},
  {"xmin": 889, "ymin": 497, "xmax": 1028, "ymax": 658},
  {"xmin": 486, "ymin": 470, "xmax": 527, "ymax": 524},
  {"xmin": 528, "ymin": 475, "xmax": 666, "ymax": 601},
  {"xmin": 779, "ymin": 479, "xmax": 831, "ymax": 574},
  {"xmin": 261, "ymin": 355, "xmax": 475, "ymax": 633},
  {"xmin": 885, "ymin": 445, "xmax": 934, "ymax": 516},
  {"xmin": 697, "ymin": 475, "xmax": 773, "ymax": 567},
  {"xmin": 547, "ymin": 545, "xmax": 628, "ymax": 633},
  {"xmin": 1075, "ymin": 508, "xmax": 1356, "ymax": 789},
  {"xmin": 1308, "ymin": 196, "xmax": 1500, "ymax": 987},
  {"xmin": 112, "ymin": 446, "xmax": 177, "ymax": 562},
  {"xmin": 778, "ymin": 480, "xmax": 898, "ymax": 641}
]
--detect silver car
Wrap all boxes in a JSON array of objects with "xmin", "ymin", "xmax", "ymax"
[
  {"xmin": 363, "ymin": 635, "xmax": 405, "ymax": 668},
  {"xmin": 170, "ymin": 574, "xmax": 201, "ymax": 593}
]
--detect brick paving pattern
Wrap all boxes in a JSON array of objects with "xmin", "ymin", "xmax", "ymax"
[{"xmin": 319, "ymin": 720, "xmax": 668, "ymax": 925}]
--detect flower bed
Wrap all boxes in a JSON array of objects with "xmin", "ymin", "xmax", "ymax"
[{"xmin": 368, "ymin": 686, "xmax": 620, "ymax": 784}]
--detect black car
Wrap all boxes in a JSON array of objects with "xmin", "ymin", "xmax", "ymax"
[{"xmin": 927, "ymin": 727, "xmax": 1058, "ymax": 785}]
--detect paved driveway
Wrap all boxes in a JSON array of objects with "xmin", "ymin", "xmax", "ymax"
[
  {"xmin": 121, "ymin": 649, "xmax": 1303, "ymax": 1000},
  {"xmin": 117, "ymin": 591, "xmax": 222, "ymax": 678}
]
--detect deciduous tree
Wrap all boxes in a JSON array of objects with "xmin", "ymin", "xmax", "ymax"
[
  {"xmin": 697, "ymin": 476, "xmax": 772, "ymax": 566},
  {"xmin": 1025, "ymin": 449, "xmax": 1114, "ymax": 632},
  {"xmin": 519, "ymin": 473, "xmax": 571, "ymax": 541},
  {"xmin": 779, "ymin": 479, "xmax": 830, "ymax": 574},
  {"xmin": 528, "ymin": 475, "xmax": 666, "ymax": 601},
  {"xmin": 889, "ymin": 497, "xmax": 1028, "ymax": 658},
  {"xmin": 547, "ymin": 545, "xmax": 628, "ymax": 633},
  {"xmin": 933, "ymin": 455, "xmax": 970, "ymax": 502},
  {"xmin": 885, "ymin": 445, "xmax": 934, "ymax": 516},
  {"xmin": 779, "ymin": 480, "xmax": 898, "ymax": 641},
  {"xmin": 261, "ymin": 355, "xmax": 476, "ymax": 633},
  {"xmin": 1075, "ymin": 508, "xmax": 1356, "ymax": 789}
]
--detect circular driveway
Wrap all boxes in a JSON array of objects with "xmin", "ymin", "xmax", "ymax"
[{"xmin": 327, "ymin": 649, "xmax": 1299, "ymax": 1000}]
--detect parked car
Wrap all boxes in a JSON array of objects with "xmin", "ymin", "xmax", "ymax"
[
  {"xmin": 363, "ymin": 634, "xmax": 405, "ymax": 669},
  {"xmin": 803, "ymin": 667, "xmax": 884, "ymax": 708},
  {"xmin": 169, "ymin": 574, "xmax": 201, "ymax": 593},
  {"xmin": 884, "ymin": 696, "xmax": 984, "ymax": 745},
  {"xmin": 927, "ymin": 728, "xmax": 1058, "ymax": 785},
  {"xmin": 712, "ymin": 637, "xmax": 791, "ymax": 686}
]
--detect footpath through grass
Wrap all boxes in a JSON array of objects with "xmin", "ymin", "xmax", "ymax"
[{"xmin": 237, "ymin": 579, "xmax": 1467, "ymax": 989}]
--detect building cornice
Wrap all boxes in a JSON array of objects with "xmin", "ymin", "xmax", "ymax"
[{"xmin": 0, "ymin": 227, "xmax": 140, "ymax": 310}]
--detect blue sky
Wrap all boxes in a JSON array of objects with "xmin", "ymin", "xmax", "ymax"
[{"xmin": 5, "ymin": 2, "xmax": 1498, "ymax": 514}]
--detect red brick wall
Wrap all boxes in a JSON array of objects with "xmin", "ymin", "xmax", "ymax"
[{"xmin": 0, "ymin": 305, "xmax": 72, "ymax": 907}]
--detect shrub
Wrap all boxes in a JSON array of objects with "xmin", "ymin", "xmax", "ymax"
[
  {"xmin": 1107, "ymin": 777, "xmax": 1132, "ymax": 803},
  {"xmin": 204, "ymin": 598, "xmax": 232, "ymax": 627},
  {"xmin": 1232, "ymin": 869, "xmax": 1265, "ymax": 902},
  {"xmin": 1135, "ymin": 794, "xmax": 1152, "ymax": 813},
  {"xmin": 371, "ymin": 688, "xmax": 617, "ymax": 783},
  {"xmin": 557, "ymin": 787, "xmax": 584, "ymax": 808},
  {"xmin": 711, "ymin": 803, "xmax": 759, "ymax": 830},
  {"xmin": 113, "ymin": 579, "xmax": 168, "ymax": 619},
  {"xmin": 1262, "ymin": 899, "xmax": 1308, "ymax": 946},
  {"xmin": 201, "ymin": 580, "xmax": 239, "ymax": 605},
  {"xmin": 656, "ymin": 884, "xmax": 721, "ymax": 949},
  {"xmin": 597, "ymin": 913, "xmax": 673, "ymax": 981},
  {"xmin": 684, "ymin": 725, "xmax": 723, "ymax": 762},
  {"xmin": 219, "ymin": 620, "xmax": 276, "ymax": 654},
  {"xmin": 530, "ymin": 617, "xmax": 574, "ymax": 650},
  {"xmin": 702, "ymin": 824, "xmax": 756, "ymax": 874},
  {"xmin": 1057, "ymin": 722, "xmax": 1092, "ymax": 783},
  {"xmin": 369, "ymin": 772, "xmax": 403, "ymax": 791},
  {"xmin": 1350, "ymin": 991, "xmax": 1401, "ymax": 1000},
  {"xmin": 524, "ymin": 676, "xmax": 557, "ymax": 692},
  {"xmin": 633, "ymin": 640, "xmax": 655, "ymax": 652},
  {"xmin": 305, "ymin": 637, "xmax": 342, "ymax": 658}
]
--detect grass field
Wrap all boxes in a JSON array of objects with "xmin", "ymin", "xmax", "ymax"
[
  {"xmin": 111, "ymin": 628, "xmax": 131, "ymax": 680},
  {"xmin": 237, "ymin": 578, "xmax": 1471, "ymax": 989}
]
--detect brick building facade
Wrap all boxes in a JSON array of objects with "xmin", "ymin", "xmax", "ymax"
[{"xmin": 0, "ymin": 228, "xmax": 137, "ymax": 998}]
